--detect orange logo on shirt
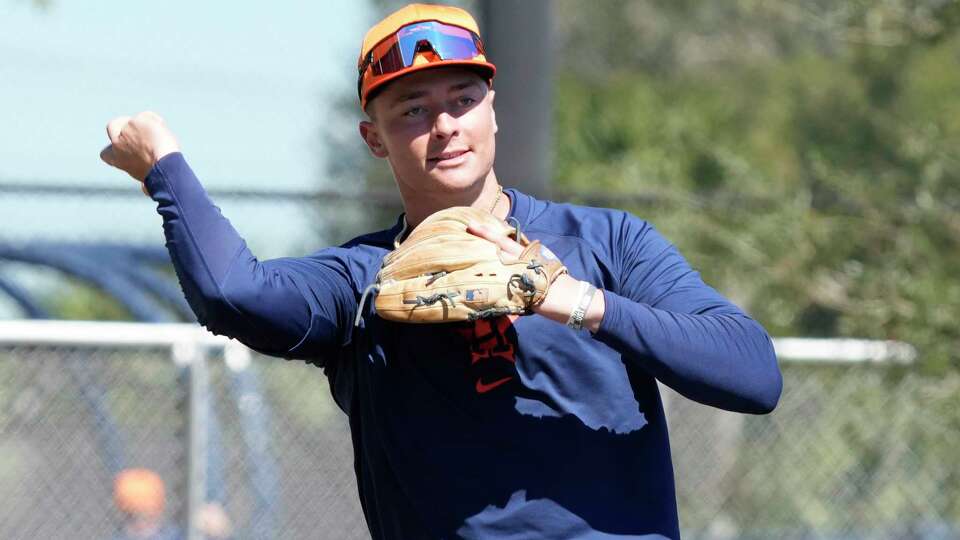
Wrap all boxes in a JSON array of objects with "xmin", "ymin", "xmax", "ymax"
[
  {"xmin": 456, "ymin": 315, "xmax": 519, "ymax": 394},
  {"xmin": 475, "ymin": 376, "xmax": 514, "ymax": 394}
]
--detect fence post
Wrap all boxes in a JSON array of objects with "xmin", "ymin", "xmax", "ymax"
[{"xmin": 174, "ymin": 338, "xmax": 208, "ymax": 540}]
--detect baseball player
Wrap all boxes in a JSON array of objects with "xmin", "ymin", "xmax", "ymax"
[{"xmin": 100, "ymin": 4, "xmax": 782, "ymax": 539}]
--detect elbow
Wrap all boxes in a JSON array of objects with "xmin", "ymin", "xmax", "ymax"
[
  {"xmin": 172, "ymin": 266, "xmax": 237, "ymax": 331},
  {"xmin": 181, "ymin": 284, "xmax": 229, "ymax": 331},
  {"xmin": 199, "ymin": 278, "xmax": 322, "ymax": 357},
  {"xmin": 745, "ymin": 342, "xmax": 783, "ymax": 415},
  {"xmin": 724, "ymin": 368, "xmax": 780, "ymax": 415},
  {"xmin": 188, "ymin": 289, "xmax": 243, "ymax": 338},
  {"xmin": 748, "ymin": 366, "xmax": 783, "ymax": 414},
  {"xmin": 183, "ymin": 277, "xmax": 261, "ymax": 339},
  {"xmin": 745, "ymin": 321, "xmax": 784, "ymax": 414}
]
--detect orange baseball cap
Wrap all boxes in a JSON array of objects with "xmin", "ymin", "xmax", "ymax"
[
  {"xmin": 357, "ymin": 3, "xmax": 496, "ymax": 109},
  {"xmin": 114, "ymin": 468, "xmax": 165, "ymax": 516}
]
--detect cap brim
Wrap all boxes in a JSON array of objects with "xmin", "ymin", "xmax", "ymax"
[{"xmin": 362, "ymin": 61, "xmax": 496, "ymax": 110}]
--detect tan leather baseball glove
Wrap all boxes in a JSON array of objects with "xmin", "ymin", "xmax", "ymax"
[{"xmin": 368, "ymin": 206, "xmax": 568, "ymax": 323}]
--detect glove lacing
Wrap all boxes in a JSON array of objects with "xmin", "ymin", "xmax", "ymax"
[
  {"xmin": 403, "ymin": 291, "xmax": 459, "ymax": 307},
  {"xmin": 354, "ymin": 282, "xmax": 381, "ymax": 327},
  {"xmin": 355, "ymin": 218, "xmax": 411, "ymax": 327}
]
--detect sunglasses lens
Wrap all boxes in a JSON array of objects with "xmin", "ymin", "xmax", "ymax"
[
  {"xmin": 369, "ymin": 42, "xmax": 405, "ymax": 76},
  {"xmin": 432, "ymin": 24, "xmax": 481, "ymax": 60},
  {"xmin": 369, "ymin": 22, "xmax": 482, "ymax": 77},
  {"xmin": 396, "ymin": 23, "xmax": 433, "ymax": 67}
]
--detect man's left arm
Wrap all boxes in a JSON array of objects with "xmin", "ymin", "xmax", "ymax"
[
  {"xmin": 537, "ymin": 219, "xmax": 782, "ymax": 414},
  {"xmin": 470, "ymin": 215, "xmax": 783, "ymax": 414}
]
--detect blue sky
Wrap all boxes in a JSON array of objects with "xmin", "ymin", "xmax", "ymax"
[{"xmin": 0, "ymin": 1, "xmax": 373, "ymax": 255}]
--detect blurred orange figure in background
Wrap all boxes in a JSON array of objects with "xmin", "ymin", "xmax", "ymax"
[
  {"xmin": 114, "ymin": 468, "xmax": 166, "ymax": 518},
  {"xmin": 113, "ymin": 468, "xmax": 183, "ymax": 540}
]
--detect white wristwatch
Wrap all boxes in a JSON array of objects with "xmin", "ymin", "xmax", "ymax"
[{"xmin": 566, "ymin": 282, "xmax": 597, "ymax": 331}]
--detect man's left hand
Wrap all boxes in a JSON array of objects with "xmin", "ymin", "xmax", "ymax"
[{"xmin": 467, "ymin": 220, "xmax": 605, "ymax": 332}]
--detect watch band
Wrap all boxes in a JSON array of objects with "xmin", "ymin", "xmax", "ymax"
[{"xmin": 566, "ymin": 281, "xmax": 597, "ymax": 331}]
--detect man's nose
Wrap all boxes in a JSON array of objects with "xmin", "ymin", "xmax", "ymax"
[{"xmin": 431, "ymin": 111, "xmax": 459, "ymax": 140}]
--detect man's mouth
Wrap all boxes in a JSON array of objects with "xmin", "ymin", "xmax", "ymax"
[{"xmin": 428, "ymin": 149, "xmax": 470, "ymax": 163}]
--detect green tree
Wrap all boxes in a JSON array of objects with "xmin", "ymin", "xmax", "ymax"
[{"xmin": 554, "ymin": 0, "xmax": 960, "ymax": 371}]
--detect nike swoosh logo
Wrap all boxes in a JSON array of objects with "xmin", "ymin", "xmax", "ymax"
[{"xmin": 475, "ymin": 376, "xmax": 513, "ymax": 394}]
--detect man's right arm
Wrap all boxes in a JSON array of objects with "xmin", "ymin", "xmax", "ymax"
[
  {"xmin": 145, "ymin": 152, "xmax": 356, "ymax": 360},
  {"xmin": 99, "ymin": 112, "xmax": 354, "ymax": 361}
]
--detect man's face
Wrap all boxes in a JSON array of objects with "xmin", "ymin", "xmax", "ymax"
[{"xmin": 359, "ymin": 67, "xmax": 497, "ymax": 196}]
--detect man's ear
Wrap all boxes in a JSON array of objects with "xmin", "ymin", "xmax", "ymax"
[
  {"xmin": 489, "ymin": 89, "xmax": 498, "ymax": 135},
  {"xmin": 359, "ymin": 120, "xmax": 388, "ymax": 158}
]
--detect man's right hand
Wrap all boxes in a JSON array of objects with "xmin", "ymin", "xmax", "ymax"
[{"xmin": 100, "ymin": 111, "xmax": 181, "ymax": 195}]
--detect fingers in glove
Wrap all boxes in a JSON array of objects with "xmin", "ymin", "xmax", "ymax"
[{"xmin": 467, "ymin": 221, "xmax": 524, "ymax": 259}]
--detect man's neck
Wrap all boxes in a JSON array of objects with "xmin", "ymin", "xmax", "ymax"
[{"xmin": 401, "ymin": 171, "xmax": 508, "ymax": 227}]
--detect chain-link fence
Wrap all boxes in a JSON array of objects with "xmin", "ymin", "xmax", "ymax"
[
  {"xmin": 0, "ymin": 321, "xmax": 955, "ymax": 539},
  {"xmin": 0, "ymin": 322, "xmax": 369, "ymax": 540},
  {"xmin": 664, "ymin": 366, "xmax": 960, "ymax": 539}
]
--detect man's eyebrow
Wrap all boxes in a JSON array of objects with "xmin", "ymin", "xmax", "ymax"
[
  {"xmin": 391, "ymin": 80, "xmax": 481, "ymax": 106},
  {"xmin": 392, "ymin": 90, "xmax": 428, "ymax": 105},
  {"xmin": 449, "ymin": 80, "xmax": 479, "ymax": 92}
]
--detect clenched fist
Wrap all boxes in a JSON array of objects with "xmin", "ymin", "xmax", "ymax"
[{"xmin": 100, "ymin": 111, "xmax": 180, "ymax": 195}]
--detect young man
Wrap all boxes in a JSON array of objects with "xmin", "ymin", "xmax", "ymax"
[{"xmin": 101, "ymin": 4, "xmax": 782, "ymax": 539}]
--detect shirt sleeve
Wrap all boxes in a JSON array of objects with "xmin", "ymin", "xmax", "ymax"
[
  {"xmin": 592, "ymin": 213, "xmax": 783, "ymax": 414},
  {"xmin": 144, "ymin": 152, "xmax": 356, "ymax": 363}
]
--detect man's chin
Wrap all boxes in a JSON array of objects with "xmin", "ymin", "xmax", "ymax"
[{"xmin": 426, "ymin": 168, "xmax": 487, "ymax": 191}]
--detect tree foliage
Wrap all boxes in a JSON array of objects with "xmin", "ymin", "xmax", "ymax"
[{"xmin": 554, "ymin": 0, "xmax": 960, "ymax": 371}]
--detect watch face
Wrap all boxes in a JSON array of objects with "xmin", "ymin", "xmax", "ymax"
[{"xmin": 566, "ymin": 308, "xmax": 585, "ymax": 330}]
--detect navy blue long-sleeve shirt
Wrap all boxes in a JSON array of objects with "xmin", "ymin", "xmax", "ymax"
[{"xmin": 146, "ymin": 153, "xmax": 782, "ymax": 539}]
